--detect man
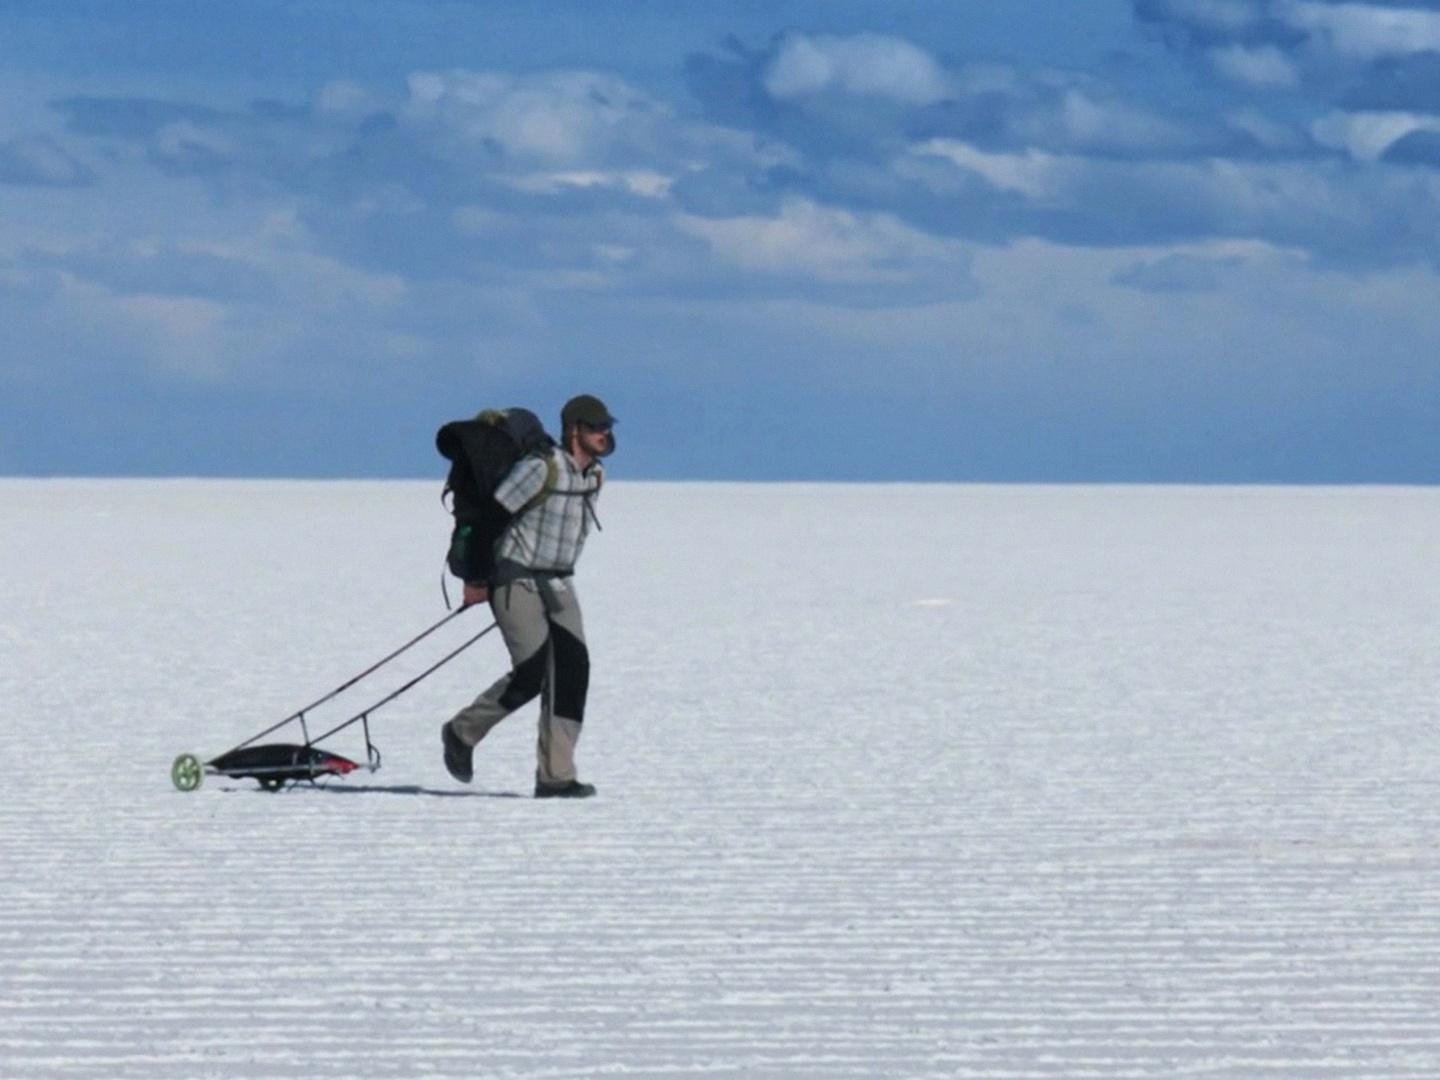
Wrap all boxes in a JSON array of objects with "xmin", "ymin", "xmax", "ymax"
[{"xmin": 441, "ymin": 394, "xmax": 615, "ymax": 798}]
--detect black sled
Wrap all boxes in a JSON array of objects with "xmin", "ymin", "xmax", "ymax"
[
  {"xmin": 200, "ymin": 744, "xmax": 364, "ymax": 792},
  {"xmin": 171, "ymin": 606, "xmax": 496, "ymax": 792}
]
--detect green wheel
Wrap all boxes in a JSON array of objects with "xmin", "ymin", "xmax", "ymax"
[{"xmin": 171, "ymin": 753, "xmax": 204, "ymax": 792}]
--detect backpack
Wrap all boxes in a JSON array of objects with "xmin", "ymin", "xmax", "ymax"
[{"xmin": 436, "ymin": 408, "xmax": 556, "ymax": 586}]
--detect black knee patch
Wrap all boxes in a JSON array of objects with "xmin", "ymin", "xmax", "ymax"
[
  {"xmin": 550, "ymin": 625, "xmax": 590, "ymax": 723},
  {"xmin": 498, "ymin": 646, "xmax": 547, "ymax": 712}
]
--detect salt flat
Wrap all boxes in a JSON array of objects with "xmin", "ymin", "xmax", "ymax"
[{"xmin": 3, "ymin": 478, "xmax": 1440, "ymax": 1078}]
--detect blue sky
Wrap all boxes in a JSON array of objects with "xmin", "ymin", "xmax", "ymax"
[{"xmin": 3, "ymin": 0, "xmax": 1439, "ymax": 481}]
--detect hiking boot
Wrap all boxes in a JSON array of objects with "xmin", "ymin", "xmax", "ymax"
[
  {"xmin": 534, "ymin": 779, "xmax": 596, "ymax": 799},
  {"xmin": 441, "ymin": 721, "xmax": 473, "ymax": 784}
]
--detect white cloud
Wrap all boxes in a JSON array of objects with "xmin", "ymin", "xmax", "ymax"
[
  {"xmin": 1312, "ymin": 109, "xmax": 1440, "ymax": 160},
  {"xmin": 1281, "ymin": 1, "xmax": 1440, "ymax": 60},
  {"xmin": 150, "ymin": 121, "xmax": 237, "ymax": 169},
  {"xmin": 1156, "ymin": 0, "xmax": 1267, "ymax": 34},
  {"xmin": 1059, "ymin": 90, "xmax": 1196, "ymax": 153},
  {"xmin": 913, "ymin": 138, "xmax": 1064, "ymax": 198},
  {"xmin": 675, "ymin": 197, "xmax": 965, "ymax": 283},
  {"xmin": 1227, "ymin": 109, "xmax": 1308, "ymax": 151},
  {"xmin": 763, "ymin": 33, "xmax": 953, "ymax": 105},
  {"xmin": 503, "ymin": 169, "xmax": 673, "ymax": 198},
  {"xmin": 1210, "ymin": 44, "xmax": 1300, "ymax": 87},
  {"xmin": 404, "ymin": 69, "xmax": 668, "ymax": 166}
]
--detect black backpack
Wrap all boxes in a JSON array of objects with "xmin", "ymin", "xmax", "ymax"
[{"xmin": 436, "ymin": 408, "xmax": 556, "ymax": 586}]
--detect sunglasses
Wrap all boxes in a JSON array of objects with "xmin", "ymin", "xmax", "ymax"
[{"xmin": 583, "ymin": 421, "xmax": 614, "ymax": 434}]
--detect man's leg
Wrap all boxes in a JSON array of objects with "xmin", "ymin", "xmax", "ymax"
[
  {"xmin": 535, "ymin": 577, "xmax": 589, "ymax": 788},
  {"xmin": 447, "ymin": 579, "xmax": 551, "ymax": 750}
]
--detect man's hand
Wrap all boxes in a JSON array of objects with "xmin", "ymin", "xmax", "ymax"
[{"xmin": 462, "ymin": 582, "xmax": 489, "ymax": 607}]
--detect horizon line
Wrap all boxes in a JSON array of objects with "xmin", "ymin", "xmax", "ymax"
[{"xmin": 4, "ymin": 473, "xmax": 1438, "ymax": 490}]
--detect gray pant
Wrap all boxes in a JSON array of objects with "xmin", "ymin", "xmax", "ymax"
[{"xmin": 448, "ymin": 574, "xmax": 589, "ymax": 785}]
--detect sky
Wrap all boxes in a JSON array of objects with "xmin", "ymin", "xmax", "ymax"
[{"xmin": 2, "ymin": 0, "xmax": 1439, "ymax": 482}]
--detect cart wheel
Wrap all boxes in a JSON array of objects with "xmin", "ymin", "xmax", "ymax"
[
  {"xmin": 171, "ymin": 753, "xmax": 204, "ymax": 792},
  {"xmin": 258, "ymin": 776, "xmax": 286, "ymax": 793}
]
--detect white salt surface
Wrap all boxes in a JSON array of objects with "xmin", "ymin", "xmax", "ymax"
[{"xmin": 3, "ymin": 478, "xmax": 1440, "ymax": 1077}]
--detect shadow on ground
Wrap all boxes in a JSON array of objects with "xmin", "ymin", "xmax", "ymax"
[{"xmin": 218, "ymin": 783, "xmax": 527, "ymax": 798}]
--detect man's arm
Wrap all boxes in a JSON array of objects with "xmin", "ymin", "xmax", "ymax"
[{"xmin": 493, "ymin": 455, "xmax": 549, "ymax": 514}]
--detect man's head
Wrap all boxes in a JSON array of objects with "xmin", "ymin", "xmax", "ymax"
[{"xmin": 561, "ymin": 394, "xmax": 616, "ymax": 458}]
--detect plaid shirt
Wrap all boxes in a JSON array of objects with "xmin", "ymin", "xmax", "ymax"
[{"xmin": 493, "ymin": 448, "xmax": 601, "ymax": 573}]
